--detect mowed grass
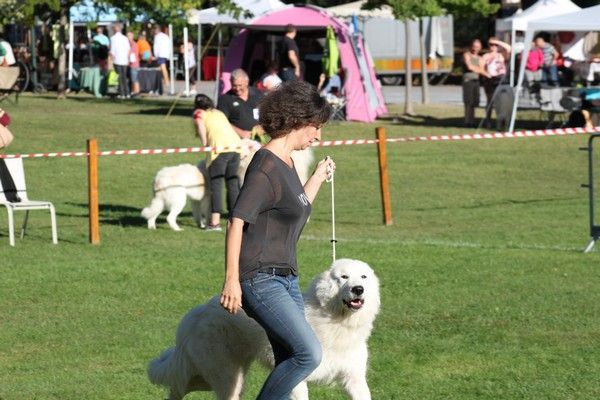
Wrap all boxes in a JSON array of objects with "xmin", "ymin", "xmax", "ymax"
[{"xmin": 1, "ymin": 94, "xmax": 600, "ymax": 399}]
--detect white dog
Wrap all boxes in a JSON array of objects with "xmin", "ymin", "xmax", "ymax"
[
  {"xmin": 141, "ymin": 140, "xmax": 314, "ymax": 231},
  {"xmin": 141, "ymin": 163, "xmax": 211, "ymax": 231},
  {"xmin": 148, "ymin": 259, "xmax": 380, "ymax": 400},
  {"xmin": 238, "ymin": 141, "xmax": 314, "ymax": 186}
]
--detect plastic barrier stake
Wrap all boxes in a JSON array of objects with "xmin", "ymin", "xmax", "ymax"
[
  {"xmin": 376, "ymin": 127, "xmax": 393, "ymax": 226},
  {"xmin": 87, "ymin": 138, "xmax": 100, "ymax": 244}
]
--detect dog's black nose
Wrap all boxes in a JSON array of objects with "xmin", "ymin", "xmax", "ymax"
[{"xmin": 351, "ymin": 285, "xmax": 364, "ymax": 296}]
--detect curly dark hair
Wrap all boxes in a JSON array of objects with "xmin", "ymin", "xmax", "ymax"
[
  {"xmin": 259, "ymin": 80, "xmax": 331, "ymax": 139},
  {"xmin": 194, "ymin": 94, "xmax": 215, "ymax": 110}
]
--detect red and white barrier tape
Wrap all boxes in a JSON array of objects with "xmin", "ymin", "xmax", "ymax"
[{"xmin": 2, "ymin": 126, "xmax": 599, "ymax": 159}]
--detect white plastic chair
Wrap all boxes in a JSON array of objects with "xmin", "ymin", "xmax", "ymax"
[{"xmin": 0, "ymin": 157, "xmax": 58, "ymax": 246}]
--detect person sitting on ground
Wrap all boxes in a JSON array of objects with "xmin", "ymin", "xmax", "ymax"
[
  {"xmin": 193, "ymin": 94, "xmax": 242, "ymax": 231},
  {"xmin": 535, "ymin": 34, "xmax": 559, "ymax": 87},
  {"xmin": 218, "ymin": 69, "xmax": 264, "ymax": 139}
]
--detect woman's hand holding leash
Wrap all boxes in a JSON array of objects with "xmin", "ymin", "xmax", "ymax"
[{"xmin": 316, "ymin": 156, "xmax": 336, "ymax": 183}]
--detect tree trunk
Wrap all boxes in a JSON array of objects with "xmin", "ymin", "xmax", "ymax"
[
  {"xmin": 57, "ymin": 3, "xmax": 68, "ymax": 98},
  {"xmin": 404, "ymin": 18, "xmax": 414, "ymax": 115},
  {"xmin": 419, "ymin": 18, "xmax": 429, "ymax": 105}
]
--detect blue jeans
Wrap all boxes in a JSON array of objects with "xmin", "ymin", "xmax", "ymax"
[
  {"xmin": 542, "ymin": 65, "xmax": 559, "ymax": 86},
  {"xmin": 241, "ymin": 272, "xmax": 322, "ymax": 400}
]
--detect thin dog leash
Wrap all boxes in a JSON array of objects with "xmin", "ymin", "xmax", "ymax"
[{"xmin": 325, "ymin": 156, "xmax": 336, "ymax": 261}]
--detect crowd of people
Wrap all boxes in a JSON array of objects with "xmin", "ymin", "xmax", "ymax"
[
  {"xmin": 461, "ymin": 37, "xmax": 512, "ymax": 128},
  {"xmin": 462, "ymin": 31, "xmax": 600, "ymax": 128},
  {"xmin": 87, "ymin": 23, "xmax": 180, "ymax": 98}
]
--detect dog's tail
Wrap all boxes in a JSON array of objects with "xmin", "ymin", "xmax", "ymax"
[
  {"xmin": 141, "ymin": 197, "xmax": 164, "ymax": 220},
  {"xmin": 148, "ymin": 347, "xmax": 190, "ymax": 396}
]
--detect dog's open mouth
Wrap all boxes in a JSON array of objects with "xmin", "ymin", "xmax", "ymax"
[{"xmin": 343, "ymin": 298, "xmax": 364, "ymax": 310}]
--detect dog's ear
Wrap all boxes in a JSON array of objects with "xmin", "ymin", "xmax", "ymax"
[{"xmin": 310, "ymin": 270, "xmax": 337, "ymax": 308}]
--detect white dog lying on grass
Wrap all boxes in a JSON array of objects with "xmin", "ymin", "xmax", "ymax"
[
  {"xmin": 141, "ymin": 140, "xmax": 313, "ymax": 231},
  {"xmin": 148, "ymin": 259, "xmax": 380, "ymax": 400}
]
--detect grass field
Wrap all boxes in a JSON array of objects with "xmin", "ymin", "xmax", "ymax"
[{"xmin": 1, "ymin": 94, "xmax": 600, "ymax": 399}]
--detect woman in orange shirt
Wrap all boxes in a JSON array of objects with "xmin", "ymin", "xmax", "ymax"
[{"xmin": 137, "ymin": 31, "xmax": 153, "ymax": 66}]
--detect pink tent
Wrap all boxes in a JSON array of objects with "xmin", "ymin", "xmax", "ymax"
[{"xmin": 220, "ymin": 4, "xmax": 387, "ymax": 122}]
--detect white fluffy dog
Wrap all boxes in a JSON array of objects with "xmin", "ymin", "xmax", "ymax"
[
  {"xmin": 141, "ymin": 163, "xmax": 211, "ymax": 231},
  {"xmin": 148, "ymin": 259, "xmax": 380, "ymax": 400},
  {"xmin": 141, "ymin": 140, "xmax": 314, "ymax": 231},
  {"xmin": 238, "ymin": 141, "xmax": 314, "ymax": 186}
]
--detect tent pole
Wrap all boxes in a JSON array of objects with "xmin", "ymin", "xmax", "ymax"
[
  {"xmin": 68, "ymin": 21, "xmax": 74, "ymax": 88},
  {"xmin": 197, "ymin": 23, "xmax": 202, "ymax": 82},
  {"xmin": 184, "ymin": 27, "xmax": 190, "ymax": 95},
  {"xmin": 509, "ymin": 30, "xmax": 534, "ymax": 133},
  {"xmin": 510, "ymin": 26, "xmax": 516, "ymax": 87},
  {"xmin": 213, "ymin": 24, "xmax": 222, "ymax": 103},
  {"xmin": 168, "ymin": 23, "xmax": 175, "ymax": 95}
]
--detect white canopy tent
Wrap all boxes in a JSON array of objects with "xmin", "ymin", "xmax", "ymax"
[
  {"xmin": 495, "ymin": 0, "xmax": 581, "ymax": 86},
  {"xmin": 326, "ymin": 0, "xmax": 394, "ymax": 19},
  {"xmin": 509, "ymin": 4, "xmax": 600, "ymax": 132},
  {"xmin": 187, "ymin": 0, "xmax": 285, "ymax": 25},
  {"xmin": 186, "ymin": 0, "xmax": 285, "ymax": 98}
]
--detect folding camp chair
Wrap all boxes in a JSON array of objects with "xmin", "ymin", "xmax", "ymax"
[
  {"xmin": 0, "ymin": 66, "xmax": 21, "ymax": 104},
  {"xmin": 328, "ymin": 95, "xmax": 347, "ymax": 121},
  {"xmin": 539, "ymin": 87, "xmax": 568, "ymax": 128},
  {"xmin": 0, "ymin": 157, "xmax": 58, "ymax": 246}
]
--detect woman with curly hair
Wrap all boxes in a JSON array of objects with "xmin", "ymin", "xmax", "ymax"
[{"xmin": 220, "ymin": 80, "xmax": 334, "ymax": 399}]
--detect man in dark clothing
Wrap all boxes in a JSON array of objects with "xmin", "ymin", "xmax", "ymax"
[
  {"xmin": 218, "ymin": 69, "xmax": 264, "ymax": 139},
  {"xmin": 279, "ymin": 24, "xmax": 300, "ymax": 82}
]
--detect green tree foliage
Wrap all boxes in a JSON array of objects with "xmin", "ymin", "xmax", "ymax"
[{"xmin": 0, "ymin": 0, "xmax": 27, "ymax": 25}]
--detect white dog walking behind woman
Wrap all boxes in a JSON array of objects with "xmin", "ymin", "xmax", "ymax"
[{"xmin": 148, "ymin": 258, "xmax": 380, "ymax": 400}]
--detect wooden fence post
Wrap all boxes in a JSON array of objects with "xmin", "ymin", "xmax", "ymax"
[
  {"xmin": 376, "ymin": 127, "xmax": 393, "ymax": 225},
  {"xmin": 87, "ymin": 138, "xmax": 100, "ymax": 244}
]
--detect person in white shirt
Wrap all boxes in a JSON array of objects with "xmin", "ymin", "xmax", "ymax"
[
  {"xmin": 153, "ymin": 25, "xmax": 171, "ymax": 89},
  {"xmin": 110, "ymin": 23, "xmax": 131, "ymax": 98},
  {"xmin": 0, "ymin": 39, "xmax": 16, "ymax": 66},
  {"xmin": 180, "ymin": 39, "xmax": 196, "ymax": 95}
]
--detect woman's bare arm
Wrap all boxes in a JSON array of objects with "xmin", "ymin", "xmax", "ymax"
[
  {"xmin": 194, "ymin": 113, "xmax": 208, "ymax": 146},
  {"xmin": 304, "ymin": 157, "xmax": 335, "ymax": 204},
  {"xmin": 221, "ymin": 217, "xmax": 244, "ymax": 314}
]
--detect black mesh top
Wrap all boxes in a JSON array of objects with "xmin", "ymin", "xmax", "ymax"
[{"xmin": 231, "ymin": 148, "xmax": 312, "ymax": 280}]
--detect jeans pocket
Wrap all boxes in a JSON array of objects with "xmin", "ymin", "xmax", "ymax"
[{"xmin": 250, "ymin": 272, "xmax": 275, "ymax": 286}]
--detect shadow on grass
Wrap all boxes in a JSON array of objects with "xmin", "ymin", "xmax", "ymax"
[
  {"xmin": 410, "ymin": 196, "xmax": 580, "ymax": 212},
  {"xmin": 378, "ymin": 111, "xmax": 548, "ymax": 131},
  {"xmin": 62, "ymin": 202, "xmax": 150, "ymax": 227},
  {"xmin": 60, "ymin": 202, "xmax": 210, "ymax": 228}
]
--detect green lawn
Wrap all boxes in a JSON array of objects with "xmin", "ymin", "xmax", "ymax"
[{"xmin": 1, "ymin": 94, "xmax": 600, "ymax": 399}]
